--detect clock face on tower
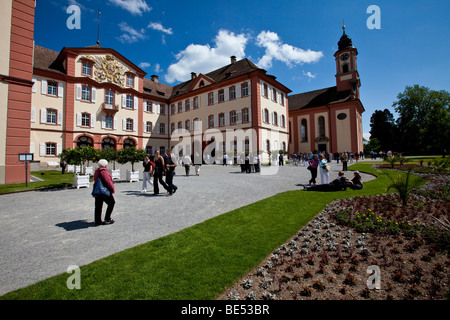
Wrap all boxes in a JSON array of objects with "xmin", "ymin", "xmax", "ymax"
[{"xmin": 340, "ymin": 53, "xmax": 349, "ymax": 61}]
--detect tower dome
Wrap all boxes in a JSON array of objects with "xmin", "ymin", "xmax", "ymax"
[{"xmin": 338, "ymin": 25, "xmax": 353, "ymax": 51}]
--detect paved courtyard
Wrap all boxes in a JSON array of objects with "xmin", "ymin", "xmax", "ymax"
[{"xmin": 0, "ymin": 160, "xmax": 376, "ymax": 296}]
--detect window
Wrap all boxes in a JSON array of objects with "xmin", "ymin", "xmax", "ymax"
[
  {"xmin": 126, "ymin": 95, "xmax": 133, "ymax": 109},
  {"xmin": 81, "ymin": 113, "xmax": 90, "ymax": 127},
  {"xmin": 171, "ymin": 123, "xmax": 175, "ymax": 133},
  {"xmin": 273, "ymin": 88, "xmax": 277, "ymax": 102},
  {"xmin": 123, "ymin": 138, "xmax": 135, "ymax": 148},
  {"xmin": 146, "ymin": 121, "xmax": 152, "ymax": 133},
  {"xmin": 81, "ymin": 85, "xmax": 91, "ymax": 101},
  {"xmin": 146, "ymin": 101, "xmax": 153, "ymax": 113},
  {"xmin": 178, "ymin": 121, "xmax": 183, "ymax": 130},
  {"xmin": 219, "ymin": 89, "xmax": 224, "ymax": 102},
  {"xmin": 145, "ymin": 145, "xmax": 153, "ymax": 156},
  {"xmin": 126, "ymin": 119, "xmax": 133, "ymax": 131},
  {"xmin": 171, "ymin": 104, "xmax": 176, "ymax": 115},
  {"xmin": 230, "ymin": 111, "xmax": 237, "ymax": 125},
  {"xmin": 159, "ymin": 123, "xmax": 165, "ymax": 135},
  {"xmin": 46, "ymin": 109, "xmax": 57, "ymax": 124},
  {"xmin": 219, "ymin": 113, "xmax": 225, "ymax": 127},
  {"xmin": 105, "ymin": 90, "xmax": 114, "ymax": 105},
  {"xmin": 82, "ymin": 62, "xmax": 92, "ymax": 76},
  {"xmin": 229, "ymin": 86, "xmax": 236, "ymax": 100},
  {"xmin": 273, "ymin": 112, "xmax": 278, "ymax": 126},
  {"xmin": 242, "ymin": 108, "xmax": 249, "ymax": 123},
  {"xmin": 318, "ymin": 116, "xmax": 325, "ymax": 137},
  {"xmin": 47, "ymin": 81, "xmax": 57, "ymax": 96},
  {"xmin": 193, "ymin": 97, "xmax": 199, "ymax": 109},
  {"xmin": 77, "ymin": 136, "xmax": 93, "ymax": 147},
  {"xmin": 185, "ymin": 120, "xmax": 190, "ymax": 131},
  {"xmin": 126, "ymin": 74, "xmax": 134, "ymax": 87},
  {"xmin": 160, "ymin": 104, "xmax": 166, "ymax": 115},
  {"xmin": 280, "ymin": 114, "xmax": 286, "ymax": 128},
  {"xmin": 208, "ymin": 92, "xmax": 214, "ymax": 105},
  {"xmin": 105, "ymin": 116, "xmax": 113, "ymax": 129},
  {"xmin": 343, "ymin": 63, "xmax": 349, "ymax": 73},
  {"xmin": 102, "ymin": 137, "xmax": 115, "ymax": 150},
  {"xmin": 208, "ymin": 115, "xmax": 214, "ymax": 128},
  {"xmin": 178, "ymin": 102, "xmax": 183, "ymax": 113},
  {"xmin": 263, "ymin": 109, "xmax": 269, "ymax": 123},
  {"xmin": 46, "ymin": 143, "xmax": 56, "ymax": 156},
  {"xmin": 301, "ymin": 119, "xmax": 308, "ymax": 142},
  {"xmin": 263, "ymin": 83, "xmax": 268, "ymax": 98},
  {"xmin": 242, "ymin": 82, "xmax": 249, "ymax": 97},
  {"xmin": 185, "ymin": 99, "xmax": 190, "ymax": 111},
  {"xmin": 280, "ymin": 93, "xmax": 285, "ymax": 106}
]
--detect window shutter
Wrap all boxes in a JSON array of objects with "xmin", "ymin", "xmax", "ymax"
[
  {"xmin": 214, "ymin": 114, "xmax": 218, "ymax": 127},
  {"xmin": 30, "ymin": 142, "xmax": 34, "ymax": 154},
  {"xmin": 225, "ymin": 113, "xmax": 230, "ymax": 126},
  {"xmin": 40, "ymin": 108, "xmax": 46, "ymax": 124},
  {"xmin": 57, "ymin": 110, "xmax": 62, "ymax": 125},
  {"xmin": 205, "ymin": 116, "xmax": 209, "ymax": 129},
  {"xmin": 113, "ymin": 118, "xmax": 117, "ymax": 130},
  {"xmin": 41, "ymin": 79, "xmax": 47, "ymax": 95},
  {"xmin": 143, "ymin": 121, "xmax": 147, "ymax": 133},
  {"xmin": 32, "ymin": 77, "xmax": 37, "ymax": 93},
  {"xmin": 39, "ymin": 143, "xmax": 45, "ymax": 156},
  {"xmin": 133, "ymin": 119, "xmax": 136, "ymax": 131},
  {"xmin": 214, "ymin": 92, "xmax": 218, "ymax": 104},
  {"xmin": 31, "ymin": 106, "xmax": 36, "ymax": 123},
  {"xmin": 248, "ymin": 107, "xmax": 252, "ymax": 122},
  {"xmin": 236, "ymin": 84, "xmax": 241, "ymax": 98},
  {"xmin": 248, "ymin": 81, "xmax": 251, "ymax": 95},
  {"xmin": 57, "ymin": 143, "xmax": 62, "ymax": 156},
  {"xmin": 75, "ymin": 84, "xmax": 82, "ymax": 100},
  {"xmin": 58, "ymin": 82, "xmax": 64, "ymax": 97},
  {"xmin": 101, "ymin": 116, "xmax": 105, "ymax": 129},
  {"xmin": 236, "ymin": 110, "xmax": 242, "ymax": 124},
  {"xmin": 134, "ymin": 96, "xmax": 138, "ymax": 110},
  {"xmin": 143, "ymin": 101, "xmax": 147, "ymax": 111},
  {"xmin": 122, "ymin": 118, "xmax": 126, "ymax": 130},
  {"xmin": 122, "ymin": 94, "xmax": 126, "ymax": 108},
  {"xmin": 90, "ymin": 113, "xmax": 95, "ymax": 128},
  {"xmin": 91, "ymin": 87, "xmax": 97, "ymax": 102},
  {"xmin": 224, "ymin": 88, "xmax": 229, "ymax": 101}
]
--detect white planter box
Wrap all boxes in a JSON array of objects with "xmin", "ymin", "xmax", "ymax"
[
  {"xmin": 74, "ymin": 174, "xmax": 90, "ymax": 189},
  {"xmin": 110, "ymin": 169, "xmax": 120, "ymax": 180},
  {"xmin": 85, "ymin": 166, "xmax": 94, "ymax": 176},
  {"xmin": 126, "ymin": 170, "xmax": 139, "ymax": 182}
]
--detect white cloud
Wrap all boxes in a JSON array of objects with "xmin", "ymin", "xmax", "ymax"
[
  {"xmin": 139, "ymin": 62, "xmax": 151, "ymax": 69},
  {"xmin": 148, "ymin": 22, "xmax": 173, "ymax": 35},
  {"xmin": 117, "ymin": 22, "xmax": 146, "ymax": 43},
  {"xmin": 165, "ymin": 30, "xmax": 248, "ymax": 83},
  {"xmin": 108, "ymin": 0, "xmax": 151, "ymax": 15},
  {"xmin": 154, "ymin": 63, "xmax": 162, "ymax": 73},
  {"xmin": 256, "ymin": 31, "xmax": 323, "ymax": 69},
  {"xmin": 303, "ymin": 71, "xmax": 317, "ymax": 81}
]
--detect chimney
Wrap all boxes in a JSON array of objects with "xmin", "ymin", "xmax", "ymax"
[
  {"xmin": 230, "ymin": 56, "xmax": 236, "ymax": 64},
  {"xmin": 191, "ymin": 72, "xmax": 197, "ymax": 79},
  {"xmin": 151, "ymin": 75, "xmax": 159, "ymax": 83}
]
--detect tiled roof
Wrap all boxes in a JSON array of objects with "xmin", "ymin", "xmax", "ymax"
[
  {"xmin": 170, "ymin": 58, "xmax": 263, "ymax": 99},
  {"xmin": 33, "ymin": 45, "xmax": 66, "ymax": 74},
  {"xmin": 288, "ymin": 86, "xmax": 353, "ymax": 111},
  {"xmin": 142, "ymin": 78, "xmax": 173, "ymax": 99}
]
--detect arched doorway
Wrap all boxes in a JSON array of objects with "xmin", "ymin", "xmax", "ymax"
[{"xmin": 101, "ymin": 137, "xmax": 116, "ymax": 150}]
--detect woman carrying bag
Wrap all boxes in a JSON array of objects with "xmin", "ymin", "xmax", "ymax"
[
  {"xmin": 92, "ymin": 159, "xmax": 115, "ymax": 226},
  {"xmin": 307, "ymin": 154, "xmax": 319, "ymax": 185}
]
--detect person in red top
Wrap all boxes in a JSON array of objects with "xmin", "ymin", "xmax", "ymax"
[{"xmin": 93, "ymin": 159, "xmax": 115, "ymax": 226}]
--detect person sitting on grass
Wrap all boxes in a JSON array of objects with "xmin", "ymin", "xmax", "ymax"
[
  {"xmin": 304, "ymin": 171, "xmax": 348, "ymax": 192},
  {"xmin": 347, "ymin": 171, "xmax": 363, "ymax": 190}
]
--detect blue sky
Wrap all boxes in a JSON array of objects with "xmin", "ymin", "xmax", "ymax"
[{"xmin": 35, "ymin": 0, "xmax": 450, "ymax": 140}]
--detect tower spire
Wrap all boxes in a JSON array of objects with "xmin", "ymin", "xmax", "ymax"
[{"xmin": 97, "ymin": 9, "xmax": 101, "ymax": 45}]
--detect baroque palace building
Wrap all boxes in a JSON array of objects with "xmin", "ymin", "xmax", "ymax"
[{"xmin": 1, "ymin": 0, "xmax": 364, "ymax": 184}]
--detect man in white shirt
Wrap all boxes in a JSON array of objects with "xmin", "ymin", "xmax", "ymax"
[{"xmin": 182, "ymin": 154, "xmax": 192, "ymax": 176}]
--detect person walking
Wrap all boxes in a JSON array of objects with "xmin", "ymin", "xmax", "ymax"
[
  {"xmin": 93, "ymin": 159, "xmax": 115, "ymax": 226},
  {"xmin": 308, "ymin": 154, "xmax": 319, "ymax": 185},
  {"xmin": 341, "ymin": 152, "xmax": 348, "ymax": 171},
  {"xmin": 165, "ymin": 149, "xmax": 178, "ymax": 196},
  {"xmin": 182, "ymin": 153, "xmax": 192, "ymax": 176},
  {"xmin": 223, "ymin": 153, "xmax": 228, "ymax": 166},
  {"xmin": 319, "ymin": 154, "xmax": 330, "ymax": 184},
  {"xmin": 153, "ymin": 150, "xmax": 169, "ymax": 195},
  {"xmin": 141, "ymin": 154, "xmax": 154, "ymax": 193}
]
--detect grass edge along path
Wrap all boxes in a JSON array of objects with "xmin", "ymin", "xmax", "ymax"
[{"xmin": 1, "ymin": 163, "xmax": 426, "ymax": 300}]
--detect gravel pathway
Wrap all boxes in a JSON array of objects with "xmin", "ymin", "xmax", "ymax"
[{"xmin": 0, "ymin": 160, "xmax": 376, "ymax": 296}]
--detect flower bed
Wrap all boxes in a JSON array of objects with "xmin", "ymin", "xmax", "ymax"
[{"xmin": 217, "ymin": 174, "xmax": 449, "ymax": 300}]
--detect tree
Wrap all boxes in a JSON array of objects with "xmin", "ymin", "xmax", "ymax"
[
  {"xmin": 393, "ymin": 85, "xmax": 449, "ymax": 155},
  {"xmin": 369, "ymin": 109, "xmax": 397, "ymax": 151},
  {"xmin": 99, "ymin": 148, "xmax": 118, "ymax": 170},
  {"xmin": 117, "ymin": 147, "xmax": 146, "ymax": 171}
]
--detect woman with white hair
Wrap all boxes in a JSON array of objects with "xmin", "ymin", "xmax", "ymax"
[{"xmin": 93, "ymin": 159, "xmax": 115, "ymax": 226}]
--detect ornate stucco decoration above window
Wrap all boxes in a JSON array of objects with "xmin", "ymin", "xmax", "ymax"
[
  {"xmin": 315, "ymin": 136, "xmax": 329, "ymax": 143},
  {"xmin": 80, "ymin": 54, "xmax": 133, "ymax": 87}
]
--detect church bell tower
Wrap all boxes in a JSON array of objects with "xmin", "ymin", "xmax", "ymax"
[{"xmin": 334, "ymin": 24, "xmax": 360, "ymax": 98}]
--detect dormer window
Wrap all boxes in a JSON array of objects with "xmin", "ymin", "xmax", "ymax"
[{"xmin": 82, "ymin": 62, "xmax": 92, "ymax": 76}]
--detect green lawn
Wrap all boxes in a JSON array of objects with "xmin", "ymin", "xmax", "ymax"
[
  {"xmin": 1, "ymin": 163, "xmax": 426, "ymax": 300},
  {"xmin": 0, "ymin": 171, "xmax": 74, "ymax": 195}
]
